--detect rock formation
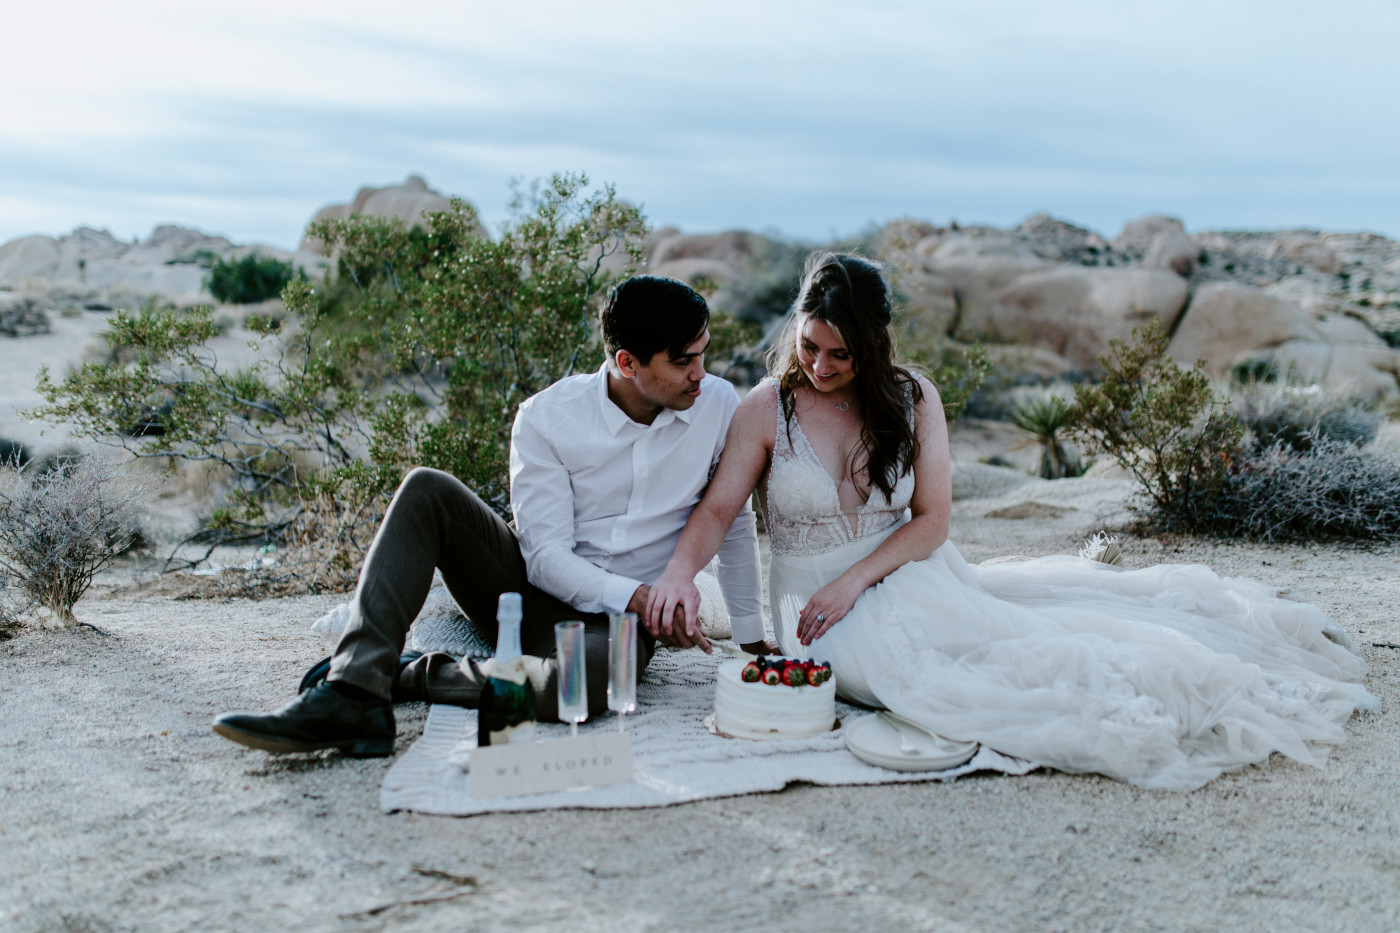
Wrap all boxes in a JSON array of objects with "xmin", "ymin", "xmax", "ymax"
[
  {"xmin": 3, "ymin": 178, "xmax": 1399, "ymax": 404},
  {"xmin": 299, "ymin": 174, "xmax": 455, "ymax": 255}
]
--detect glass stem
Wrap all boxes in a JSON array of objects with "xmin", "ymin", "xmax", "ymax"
[{"xmin": 570, "ymin": 722, "xmax": 579, "ymax": 739}]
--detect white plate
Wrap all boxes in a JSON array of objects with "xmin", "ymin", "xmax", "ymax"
[{"xmin": 843, "ymin": 713, "xmax": 978, "ymax": 772}]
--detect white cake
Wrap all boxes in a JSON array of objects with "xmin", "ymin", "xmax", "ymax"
[{"xmin": 713, "ymin": 658, "xmax": 836, "ymax": 740}]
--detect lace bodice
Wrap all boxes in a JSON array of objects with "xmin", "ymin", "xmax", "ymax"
[{"xmin": 759, "ymin": 381, "xmax": 913, "ymax": 556}]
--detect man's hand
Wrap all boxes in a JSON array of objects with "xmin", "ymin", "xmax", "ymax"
[{"xmin": 630, "ymin": 584, "xmax": 711, "ymax": 653}]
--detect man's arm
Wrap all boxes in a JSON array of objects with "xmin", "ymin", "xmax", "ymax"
[
  {"xmin": 712, "ymin": 501, "xmax": 768, "ymax": 649},
  {"xmin": 509, "ymin": 409, "xmax": 641, "ymax": 616}
]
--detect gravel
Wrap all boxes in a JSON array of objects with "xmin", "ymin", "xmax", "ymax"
[{"xmin": 1, "ymin": 477, "xmax": 1397, "ymax": 933}]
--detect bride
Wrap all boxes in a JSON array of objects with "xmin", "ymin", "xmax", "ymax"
[{"xmin": 647, "ymin": 250, "xmax": 1376, "ymax": 791}]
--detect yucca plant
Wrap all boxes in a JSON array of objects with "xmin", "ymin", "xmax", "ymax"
[{"xmin": 1011, "ymin": 391, "xmax": 1084, "ymax": 479}]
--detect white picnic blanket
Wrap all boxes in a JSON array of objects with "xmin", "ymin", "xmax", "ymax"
[{"xmin": 380, "ymin": 646, "xmax": 1035, "ymax": 815}]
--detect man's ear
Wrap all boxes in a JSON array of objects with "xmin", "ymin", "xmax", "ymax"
[{"xmin": 613, "ymin": 348, "xmax": 637, "ymax": 379}]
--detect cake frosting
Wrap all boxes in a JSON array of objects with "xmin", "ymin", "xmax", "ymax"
[{"xmin": 713, "ymin": 657, "xmax": 836, "ymax": 739}]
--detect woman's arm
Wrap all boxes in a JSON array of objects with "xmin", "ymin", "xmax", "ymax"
[
  {"xmin": 645, "ymin": 388, "xmax": 775, "ymax": 642},
  {"xmin": 796, "ymin": 376, "xmax": 953, "ymax": 645}
]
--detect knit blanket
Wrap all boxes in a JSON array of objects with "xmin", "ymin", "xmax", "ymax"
[{"xmin": 380, "ymin": 646, "xmax": 1034, "ymax": 816}]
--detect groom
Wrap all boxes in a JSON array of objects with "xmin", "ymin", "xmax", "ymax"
[{"xmin": 213, "ymin": 275, "xmax": 769, "ymax": 757}]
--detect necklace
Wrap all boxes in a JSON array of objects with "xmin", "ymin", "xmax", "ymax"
[{"xmin": 834, "ymin": 400, "xmax": 850, "ymax": 412}]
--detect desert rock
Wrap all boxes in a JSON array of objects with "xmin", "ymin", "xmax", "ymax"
[
  {"xmin": 1273, "ymin": 233, "xmax": 1343, "ymax": 275},
  {"xmin": 299, "ymin": 175, "xmax": 454, "ymax": 255},
  {"xmin": 983, "ymin": 267, "xmax": 1189, "ymax": 369},
  {"xmin": 1143, "ymin": 229, "xmax": 1203, "ymax": 276},
  {"xmin": 1114, "ymin": 214, "xmax": 1186, "ymax": 254}
]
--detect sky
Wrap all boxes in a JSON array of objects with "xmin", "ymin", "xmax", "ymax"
[{"xmin": 2, "ymin": 0, "xmax": 1397, "ymax": 250}]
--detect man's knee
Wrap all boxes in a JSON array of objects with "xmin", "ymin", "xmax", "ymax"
[{"xmin": 398, "ymin": 466, "xmax": 460, "ymax": 501}]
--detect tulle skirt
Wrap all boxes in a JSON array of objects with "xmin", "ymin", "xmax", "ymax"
[{"xmin": 769, "ymin": 528, "xmax": 1377, "ymax": 791}]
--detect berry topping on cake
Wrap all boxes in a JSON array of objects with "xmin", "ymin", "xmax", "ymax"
[
  {"xmin": 783, "ymin": 664, "xmax": 808, "ymax": 687},
  {"xmin": 761, "ymin": 668, "xmax": 782, "ymax": 686},
  {"xmin": 741, "ymin": 662, "xmax": 762, "ymax": 683}
]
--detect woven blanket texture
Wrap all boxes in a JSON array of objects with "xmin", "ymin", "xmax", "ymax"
[{"xmin": 380, "ymin": 646, "xmax": 1034, "ymax": 816}]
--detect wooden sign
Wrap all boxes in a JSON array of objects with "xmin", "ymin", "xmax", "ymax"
[{"xmin": 469, "ymin": 731, "xmax": 634, "ymax": 799}]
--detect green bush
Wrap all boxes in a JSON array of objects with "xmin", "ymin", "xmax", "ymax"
[
  {"xmin": 1070, "ymin": 321, "xmax": 1243, "ymax": 531},
  {"xmin": 205, "ymin": 253, "xmax": 301, "ymax": 304},
  {"xmin": 32, "ymin": 173, "xmax": 646, "ymax": 588}
]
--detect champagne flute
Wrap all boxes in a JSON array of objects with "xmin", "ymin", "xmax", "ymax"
[
  {"xmin": 608, "ymin": 612, "xmax": 638, "ymax": 732},
  {"xmin": 554, "ymin": 621, "xmax": 588, "ymax": 738}
]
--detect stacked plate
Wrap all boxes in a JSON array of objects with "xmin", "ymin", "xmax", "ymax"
[{"xmin": 843, "ymin": 712, "xmax": 978, "ymax": 772}]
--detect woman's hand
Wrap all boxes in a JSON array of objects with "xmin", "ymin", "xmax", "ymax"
[
  {"xmin": 645, "ymin": 569, "xmax": 703, "ymax": 643},
  {"xmin": 795, "ymin": 574, "xmax": 868, "ymax": 645}
]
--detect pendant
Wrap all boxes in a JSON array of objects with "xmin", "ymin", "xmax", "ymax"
[{"xmin": 835, "ymin": 401, "xmax": 850, "ymax": 412}]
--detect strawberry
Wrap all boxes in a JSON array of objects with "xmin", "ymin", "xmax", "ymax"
[
  {"xmin": 741, "ymin": 662, "xmax": 762, "ymax": 683},
  {"xmin": 783, "ymin": 664, "xmax": 807, "ymax": 687},
  {"xmin": 761, "ymin": 668, "xmax": 782, "ymax": 686},
  {"xmin": 806, "ymin": 666, "xmax": 823, "ymax": 686}
]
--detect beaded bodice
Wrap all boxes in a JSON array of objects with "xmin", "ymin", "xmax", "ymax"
[{"xmin": 759, "ymin": 382, "xmax": 913, "ymax": 556}]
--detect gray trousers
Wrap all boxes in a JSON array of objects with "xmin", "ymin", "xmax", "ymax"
[{"xmin": 327, "ymin": 467, "xmax": 655, "ymax": 722}]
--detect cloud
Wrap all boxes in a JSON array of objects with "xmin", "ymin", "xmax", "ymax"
[{"xmin": 2, "ymin": 0, "xmax": 1397, "ymax": 246}]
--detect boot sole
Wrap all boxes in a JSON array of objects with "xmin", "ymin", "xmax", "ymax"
[{"xmin": 212, "ymin": 722, "xmax": 394, "ymax": 758}]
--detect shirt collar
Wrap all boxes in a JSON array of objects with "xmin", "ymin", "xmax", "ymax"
[{"xmin": 596, "ymin": 363, "xmax": 694, "ymax": 433}]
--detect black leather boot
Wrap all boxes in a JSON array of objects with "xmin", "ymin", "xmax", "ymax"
[
  {"xmin": 212, "ymin": 684, "xmax": 395, "ymax": 757},
  {"xmin": 298, "ymin": 652, "xmax": 424, "ymax": 703}
]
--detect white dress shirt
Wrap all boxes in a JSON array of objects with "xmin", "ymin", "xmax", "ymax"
[{"xmin": 509, "ymin": 364, "xmax": 765, "ymax": 645}]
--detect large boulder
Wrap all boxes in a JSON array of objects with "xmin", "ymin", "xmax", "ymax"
[
  {"xmin": 0, "ymin": 225, "xmax": 240, "ymax": 297},
  {"xmin": 1167, "ymin": 283, "xmax": 1320, "ymax": 375},
  {"xmin": 649, "ymin": 256, "xmax": 738, "ymax": 289},
  {"xmin": 1143, "ymin": 229, "xmax": 1202, "ymax": 277},
  {"xmin": 122, "ymin": 225, "xmax": 233, "ymax": 266},
  {"xmin": 1114, "ymin": 215, "xmax": 1186, "ymax": 254},
  {"xmin": 0, "ymin": 235, "xmax": 63, "ymax": 287},
  {"xmin": 647, "ymin": 230, "xmax": 765, "ymax": 268},
  {"xmin": 921, "ymin": 232, "xmax": 1052, "ymax": 342},
  {"xmin": 299, "ymin": 175, "xmax": 454, "ymax": 254},
  {"xmin": 1168, "ymin": 283, "xmax": 1400, "ymax": 398},
  {"xmin": 978, "ymin": 267, "xmax": 1189, "ymax": 369},
  {"xmin": 894, "ymin": 269, "xmax": 958, "ymax": 339},
  {"xmin": 1271, "ymin": 233, "xmax": 1342, "ymax": 275}
]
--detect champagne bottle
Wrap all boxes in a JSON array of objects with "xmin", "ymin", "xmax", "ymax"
[{"xmin": 477, "ymin": 592, "xmax": 537, "ymax": 746}]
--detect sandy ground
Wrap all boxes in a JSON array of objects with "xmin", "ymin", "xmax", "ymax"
[{"xmin": 2, "ymin": 468, "xmax": 1398, "ymax": 933}]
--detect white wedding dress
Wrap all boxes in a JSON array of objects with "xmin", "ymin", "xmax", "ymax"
[{"xmin": 758, "ymin": 384, "xmax": 1377, "ymax": 791}]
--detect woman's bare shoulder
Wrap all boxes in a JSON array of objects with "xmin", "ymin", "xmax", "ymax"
[
  {"xmin": 733, "ymin": 380, "xmax": 780, "ymax": 437},
  {"xmin": 737, "ymin": 379, "xmax": 780, "ymax": 413}
]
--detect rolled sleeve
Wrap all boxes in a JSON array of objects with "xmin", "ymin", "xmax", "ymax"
[{"xmin": 713, "ymin": 501, "xmax": 765, "ymax": 645}]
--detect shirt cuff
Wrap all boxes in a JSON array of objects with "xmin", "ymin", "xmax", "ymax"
[{"xmin": 601, "ymin": 574, "xmax": 644, "ymax": 618}]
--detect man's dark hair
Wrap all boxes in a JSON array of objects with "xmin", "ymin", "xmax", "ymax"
[{"xmin": 600, "ymin": 275, "xmax": 709, "ymax": 365}]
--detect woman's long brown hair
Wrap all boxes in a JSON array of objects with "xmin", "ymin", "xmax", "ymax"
[{"xmin": 767, "ymin": 251, "xmax": 922, "ymax": 500}]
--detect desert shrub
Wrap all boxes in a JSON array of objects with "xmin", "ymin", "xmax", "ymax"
[
  {"xmin": 1070, "ymin": 321, "xmax": 1244, "ymax": 532},
  {"xmin": 0, "ymin": 457, "xmax": 152, "ymax": 627},
  {"xmin": 1010, "ymin": 390, "xmax": 1085, "ymax": 479},
  {"xmin": 1232, "ymin": 381, "xmax": 1380, "ymax": 451},
  {"xmin": 205, "ymin": 253, "xmax": 301, "ymax": 304},
  {"xmin": 895, "ymin": 334, "xmax": 989, "ymax": 421},
  {"xmin": 0, "ymin": 297, "xmax": 51, "ymax": 337},
  {"xmin": 704, "ymin": 311, "xmax": 763, "ymax": 379},
  {"xmin": 0, "ymin": 437, "xmax": 28, "ymax": 468},
  {"xmin": 1214, "ymin": 434, "xmax": 1400, "ymax": 542},
  {"xmin": 32, "ymin": 173, "xmax": 645, "ymax": 583}
]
